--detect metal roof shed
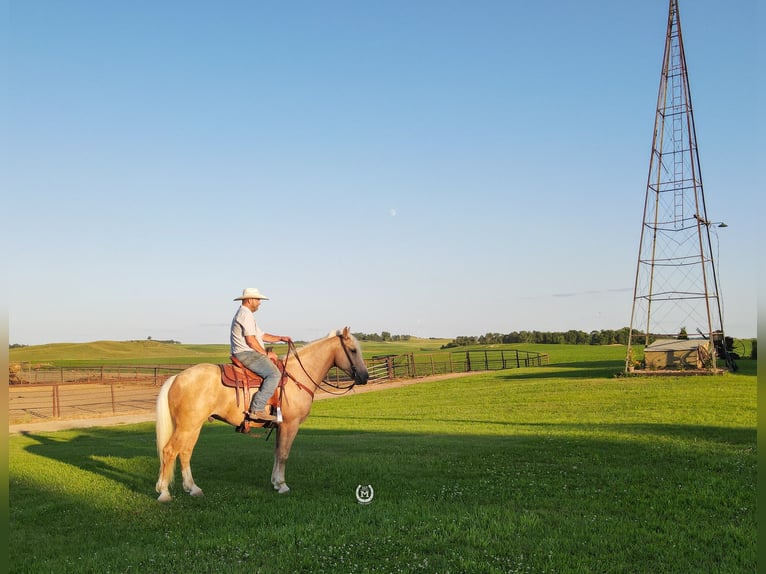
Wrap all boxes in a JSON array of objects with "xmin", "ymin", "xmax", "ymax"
[{"xmin": 644, "ymin": 339, "xmax": 710, "ymax": 370}]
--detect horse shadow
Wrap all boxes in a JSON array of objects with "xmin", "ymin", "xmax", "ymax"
[
  {"xmin": 16, "ymin": 425, "xmax": 158, "ymax": 495},
  {"xmin": 13, "ymin": 420, "xmax": 275, "ymax": 499}
]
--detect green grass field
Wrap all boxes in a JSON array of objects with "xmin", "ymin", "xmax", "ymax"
[
  {"xmin": 7, "ymin": 337, "xmax": 476, "ymax": 364},
  {"xmin": 9, "ymin": 337, "xmax": 457, "ymax": 367},
  {"xmin": 9, "ymin": 339, "xmax": 234, "ymax": 367},
  {"xmin": 8, "ymin": 344, "xmax": 756, "ymax": 573},
  {"xmin": 9, "ymin": 336, "xmax": 754, "ymax": 369}
]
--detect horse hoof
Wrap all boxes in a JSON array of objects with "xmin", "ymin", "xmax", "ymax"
[
  {"xmin": 277, "ymin": 484, "xmax": 290, "ymax": 494},
  {"xmin": 157, "ymin": 492, "xmax": 172, "ymax": 503},
  {"xmin": 189, "ymin": 486, "xmax": 204, "ymax": 497}
]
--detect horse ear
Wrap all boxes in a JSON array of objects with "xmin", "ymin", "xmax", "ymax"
[{"xmin": 342, "ymin": 326, "xmax": 350, "ymax": 339}]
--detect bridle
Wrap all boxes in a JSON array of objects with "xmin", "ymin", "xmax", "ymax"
[{"xmin": 284, "ymin": 335, "xmax": 360, "ymax": 397}]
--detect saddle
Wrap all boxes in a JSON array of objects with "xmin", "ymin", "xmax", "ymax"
[{"xmin": 220, "ymin": 355, "xmax": 284, "ymax": 415}]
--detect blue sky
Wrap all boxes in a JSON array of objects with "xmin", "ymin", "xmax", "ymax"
[{"xmin": 6, "ymin": 0, "xmax": 760, "ymax": 345}]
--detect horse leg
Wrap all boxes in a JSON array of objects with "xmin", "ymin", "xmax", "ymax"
[
  {"xmin": 157, "ymin": 427, "xmax": 205, "ymax": 500},
  {"xmin": 177, "ymin": 427, "xmax": 205, "ymax": 497},
  {"xmin": 272, "ymin": 420, "xmax": 300, "ymax": 494},
  {"xmin": 156, "ymin": 445, "xmax": 177, "ymax": 503}
]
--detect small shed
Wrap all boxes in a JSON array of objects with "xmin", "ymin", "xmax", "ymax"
[{"xmin": 644, "ymin": 339, "xmax": 709, "ymax": 370}]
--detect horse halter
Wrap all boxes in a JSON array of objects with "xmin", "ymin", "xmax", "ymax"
[{"xmin": 337, "ymin": 333, "xmax": 362, "ymax": 383}]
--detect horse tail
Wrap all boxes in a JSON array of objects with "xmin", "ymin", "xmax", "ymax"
[{"xmin": 155, "ymin": 375, "xmax": 176, "ymax": 459}]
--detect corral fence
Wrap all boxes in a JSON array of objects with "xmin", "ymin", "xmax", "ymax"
[
  {"xmin": 329, "ymin": 349, "xmax": 549, "ymax": 383},
  {"xmin": 9, "ymin": 365, "xmax": 182, "ymax": 386},
  {"xmin": 8, "ymin": 365, "xmax": 184, "ymax": 424},
  {"xmin": 9, "ymin": 349, "xmax": 548, "ymax": 424}
]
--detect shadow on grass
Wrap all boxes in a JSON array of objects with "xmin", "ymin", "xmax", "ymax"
[
  {"xmin": 16, "ymin": 426, "xmax": 157, "ymax": 495},
  {"xmin": 305, "ymin": 416, "xmax": 755, "ymax": 446},
  {"xmin": 498, "ymin": 359, "xmax": 626, "ymax": 380},
  {"xmin": 13, "ymin": 416, "xmax": 755, "ymax": 500},
  {"xmin": 503, "ymin": 357, "xmax": 757, "ymax": 380}
]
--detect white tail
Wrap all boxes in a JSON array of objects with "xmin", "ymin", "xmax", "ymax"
[{"xmin": 155, "ymin": 376, "xmax": 176, "ymax": 460}]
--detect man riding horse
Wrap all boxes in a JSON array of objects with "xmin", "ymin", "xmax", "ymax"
[{"xmin": 230, "ymin": 287, "xmax": 292, "ymax": 422}]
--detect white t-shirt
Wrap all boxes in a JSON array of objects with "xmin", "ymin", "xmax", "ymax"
[{"xmin": 230, "ymin": 305, "xmax": 265, "ymax": 355}]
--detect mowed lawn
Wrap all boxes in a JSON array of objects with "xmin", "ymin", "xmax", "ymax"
[{"xmin": 9, "ymin": 347, "xmax": 756, "ymax": 573}]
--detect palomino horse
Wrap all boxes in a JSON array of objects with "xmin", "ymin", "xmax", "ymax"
[{"xmin": 155, "ymin": 327, "xmax": 368, "ymax": 501}]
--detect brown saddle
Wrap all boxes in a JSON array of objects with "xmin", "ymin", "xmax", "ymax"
[{"xmin": 220, "ymin": 355, "xmax": 284, "ymax": 412}]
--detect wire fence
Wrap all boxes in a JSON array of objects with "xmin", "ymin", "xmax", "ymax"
[{"xmin": 9, "ymin": 349, "xmax": 548, "ymax": 424}]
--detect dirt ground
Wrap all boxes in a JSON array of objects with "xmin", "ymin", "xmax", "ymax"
[{"xmin": 8, "ymin": 372, "xmax": 477, "ymax": 435}]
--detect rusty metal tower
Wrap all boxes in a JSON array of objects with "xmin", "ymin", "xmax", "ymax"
[{"xmin": 626, "ymin": 0, "xmax": 731, "ymax": 372}]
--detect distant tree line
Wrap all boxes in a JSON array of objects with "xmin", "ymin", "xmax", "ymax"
[
  {"xmin": 142, "ymin": 338, "xmax": 182, "ymax": 344},
  {"xmin": 441, "ymin": 328, "xmax": 633, "ymax": 348},
  {"xmin": 353, "ymin": 332, "xmax": 412, "ymax": 342}
]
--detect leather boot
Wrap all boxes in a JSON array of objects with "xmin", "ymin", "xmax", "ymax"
[{"xmin": 247, "ymin": 405, "xmax": 277, "ymax": 422}]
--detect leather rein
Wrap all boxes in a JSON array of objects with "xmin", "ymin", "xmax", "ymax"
[{"xmin": 282, "ymin": 335, "xmax": 359, "ymax": 398}]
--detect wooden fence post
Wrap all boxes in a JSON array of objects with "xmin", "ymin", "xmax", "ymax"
[{"xmin": 52, "ymin": 385, "xmax": 60, "ymax": 418}]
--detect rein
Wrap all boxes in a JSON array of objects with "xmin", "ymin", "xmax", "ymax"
[{"xmin": 284, "ymin": 336, "xmax": 358, "ymax": 397}]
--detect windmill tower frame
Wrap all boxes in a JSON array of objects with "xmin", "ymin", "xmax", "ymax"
[{"xmin": 625, "ymin": 0, "xmax": 731, "ymax": 373}]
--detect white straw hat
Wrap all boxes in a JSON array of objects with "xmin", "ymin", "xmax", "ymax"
[{"xmin": 234, "ymin": 287, "xmax": 270, "ymax": 301}]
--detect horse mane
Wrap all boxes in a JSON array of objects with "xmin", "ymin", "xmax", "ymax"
[{"xmin": 279, "ymin": 329, "xmax": 345, "ymax": 359}]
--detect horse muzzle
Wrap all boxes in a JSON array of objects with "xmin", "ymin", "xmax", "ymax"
[{"xmin": 354, "ymin": 369, "xmax": 369, "ymax": 386}]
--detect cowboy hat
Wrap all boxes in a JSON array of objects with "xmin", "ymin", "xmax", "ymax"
[{"xmin": 234, "ymin": 287, "xmax": 270, "ymax": 301}]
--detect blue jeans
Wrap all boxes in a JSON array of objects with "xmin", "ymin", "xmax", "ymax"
[{"xmin": 235, "ymin": 351, "xmax": 281, "ymax": 411}]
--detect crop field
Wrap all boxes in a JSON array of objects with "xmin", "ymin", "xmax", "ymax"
[{"xmin": 8, "ymin": 344, "xmax": 757, "ymax": 573}]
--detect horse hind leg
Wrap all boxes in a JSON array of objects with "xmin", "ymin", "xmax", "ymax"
[
  {"xmin": 179, "ymin": 452, "xmax": 204, "ymax": 497},
  {"xmin": 157, "ymin": 429, "xmax": 204, "ymax": 500},
  {"xmin": 156, "ymin": 444, "xmax": 177, "ymax": 502},
  {"xmin": 178, "ymin": 429, "xmax": 205, "ymax": 497}
]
